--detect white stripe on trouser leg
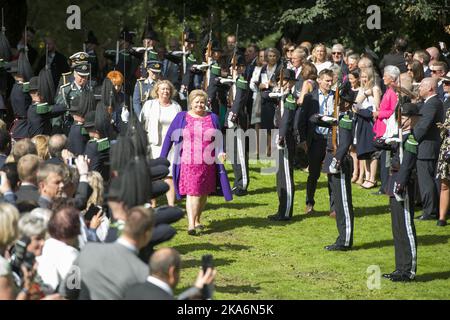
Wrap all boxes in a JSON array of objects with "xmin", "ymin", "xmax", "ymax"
[
  {"xmin": 340, "ymin": 172, "xmax": 351, "ymax": 246},
  {"xmin": 404, "ymin": 191, "xmax": 417, "ymax": 278},
  {"xmin": 282, "ymin": 147, "xmax": 292, "ymax": 218},
  {"xmin": 236, "ymin": 132, "xmax": 248, "ymax": 190}
]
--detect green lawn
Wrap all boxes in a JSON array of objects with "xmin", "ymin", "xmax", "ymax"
[{"xmin": 162, "ymin": 164, "xmax": 450, "ymax": 300}]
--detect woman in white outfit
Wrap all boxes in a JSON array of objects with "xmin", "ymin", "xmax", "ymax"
[{"xmin": 140, "ymin": 80, "xmax": 182, "ymax": 206}]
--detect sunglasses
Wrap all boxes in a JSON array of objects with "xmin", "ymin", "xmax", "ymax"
[
  {"xmin": 407, "ymin": 68, "xmax": 413, "ymax": 72},
  {"xmin": 431, "ymin": 70, "xmax": 443, "ymax": 73},
  {"xmin": 332, "ymin": 52, "xmax": 342, "ymax": 55},
  {"xmin": 444, "ymin": 81, "xmax": 450, "ymax": 85}
]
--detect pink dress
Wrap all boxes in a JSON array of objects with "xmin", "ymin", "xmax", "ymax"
[
  {"xmin": 179, "ymin": 113, "xmax": 217, "ymax": 196},
  {"xmin": 373, "ymin": 87, "xmax": 398, "ymax": 138}
]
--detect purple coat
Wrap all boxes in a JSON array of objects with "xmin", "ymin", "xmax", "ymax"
[{"xmin": 160, "ymin": 111, "xmax": 233, "ymax": 201}]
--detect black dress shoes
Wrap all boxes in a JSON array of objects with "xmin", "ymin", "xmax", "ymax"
[
  {"xmin": 389, "ymin": 272, "xmax": 414, "ymax": 282},
  {"xmin": 437, "ymin": 220, "xmax": 447, "ymax": 226},
  {"xmin": 233, "ymin": 188, "xmax": 248, "ymax": 197},
  {"xmin": 267, "ymin": 214, "xmax": 291, "ymax": 221},
  {"xmin": 324, "ymin": 243, "xmax": 350, "ymax": 251},
  {"xmin": 382, "ymin": 270, "xmax": 402, "ymax": 279}
]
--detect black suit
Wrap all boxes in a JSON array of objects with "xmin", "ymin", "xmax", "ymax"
[
  {"xmin": 16, "ymin": 184, "xmax": 39, "ymax": 204},
  {"xmin": 123, "ymin": 281, "xmax": 174, "ymax": 300},
  {"xmin": 379, "ymin": 52, "xmax": 407, "ymax": 73},
  {"xmin": 413, "ymin": 95, "xmax": 444, "ymax": 217},
  {"xmin": 297, "ymin": 89, "xmax": 334, "ymax": 206}
]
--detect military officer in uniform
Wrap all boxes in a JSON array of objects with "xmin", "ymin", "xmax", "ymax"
[
  {"xmin": 27, "ymin": 77, "xmax": 68, "ymax": 137},
  {"xmin": 56, "ymin": 51, "xmax": 91, "ymax": 90},
  {"xmin": 55, "ymin": 63, "xmax": 92, "ymax": 134},
  {"xmin": 7, "ymin": 61, "xmax": 31, "ymax": 140},
  {"xmin": 382, "ymin": 103, "xmax": 420, "ymax": 282},
  {"xmin": 132, "ymin": 60, "xmax": 161, "ymax": 116}
]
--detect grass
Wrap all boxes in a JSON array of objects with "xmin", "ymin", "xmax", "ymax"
[{"xmin": 161, "ymin": 163, "xmax": 450, "ymax": 300}]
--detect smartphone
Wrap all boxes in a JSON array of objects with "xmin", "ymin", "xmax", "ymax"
[
  {"xmin": 84, "ymin": 204, "xmax": 102, "ymax": 221},
  {"xmin": 66, "ymin": 158, "xmax": 75, "ymax": 166},
  {"xmin": 201, "ymin": 254, "xmax": 214, "ymax": 273}
]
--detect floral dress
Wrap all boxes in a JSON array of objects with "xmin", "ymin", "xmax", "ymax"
[{"xmin": 437, "ymin": 108, "xmax": 450, "ymax": 180}]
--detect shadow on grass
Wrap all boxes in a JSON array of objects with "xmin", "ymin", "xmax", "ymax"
[
  {"xmin": 415, "ymin": 271, "xmax": 450, "ymax": 282},
  {"xmin": 205, "ymin": 202, "xmax": 266, "ymax": 210},
  {"xmin": 172, "ymin": 242, "xmax": 252, "ymax": 255},
  {"xmin": 354, "ymin": 205, "xmax": 391, "ymax": 217},
  {"xmin": 352, "ymin": 234, "xmax": 450, "ymax": 250},
  {"xmin": 181, "ymin": 257, "xmax": 235, "ymax": 269},
  {"xmin": 215, "ymin": 284, "xmax": 261, "ymax": 294},
  {"xmin": 247, "ymin": 186, "xmax": 277, "ymax": 195},
  {"xmin": 201, "ymin": 217, "xmax": 279, "ymax": 235}
]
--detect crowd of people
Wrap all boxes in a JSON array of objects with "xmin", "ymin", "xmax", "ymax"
[{"xmin": 0, "ymin": 17, "xmax": 449, "ymax": 299}]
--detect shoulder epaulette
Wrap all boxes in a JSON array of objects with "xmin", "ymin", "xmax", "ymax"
[
  {"xmin": 22, "ymin": 82, "xmax": 30, "ymax": 93},
  {"xmin": 60, "ymin": 83, "xmax": 71, "ymax": 89},
  {"xmin": 236, "ymin": 76, "xmax": 248, "ymax": 90},
  {"xmin": 97, "ymin": 138, "xmax": 110, "ymax": 152},
  {"xmin": 284, "ymin": 94, "xmax": 297, "ymax": 111},
  {"xmin": 137, "ymin": 78, "xmax": 146, "ymax": 82},
  {"xmin": 339, "ymin": 114, "xmax": 352, "ymax": 130},
  {"xmin": 62, "ymin": 71, "xmax": 72, "ymax": 76},
  {"xmin": 211, "ymin": 64, "xmax": 221, "ymax": 76},
  {"xmin": 36, "ymin": 103, "xmax": 52, "ymax": 114},
  {"xmin": 405, "ymin": 134, "xmax": 418, "ymax": 154}
]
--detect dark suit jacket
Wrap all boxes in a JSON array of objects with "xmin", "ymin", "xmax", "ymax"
[
  {"xmin": 413, "ymin": 95, "xmax": 444, "ymax": 160},
  {"xmin": 123, "ymin": 281, "xmax": 174, "ymax": 300},
  {"xmin": 379, "ymin": 52, "xmax": 407, "ymax": 73},
  {"xmin": 16, "ymin": 184, "xmax": 40, "ymax": 204},
  {"xmin": 296, "ymin": 89, "xmax": 334, "ymax": 146}
]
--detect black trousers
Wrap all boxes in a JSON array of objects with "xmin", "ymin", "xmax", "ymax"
[
  {"xmin": 416, "ymin": 159, "xmax": 438, "ymax": 216},
  {"xmin": 389, "ymin": 183, "xmax": 417, "ymax": 277},
  {"xmin": 328, "ymin": 162, "xmax": 354, "ymax": 247},
  {"xmin": 276, "ymin": 137, "xmax": 295, "ymax": 219},
  {"xmin": 306, "ymin": 135, "xmax": 327, "ymax": 206},
  {"xmin": 380, "ymin": 150, "xmax": 390, "ymax": 193},
  {"xmin": 232, "ymin": 127, "xmax": 250, "ymax": 191}
]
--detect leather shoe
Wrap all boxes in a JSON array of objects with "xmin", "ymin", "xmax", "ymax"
[
  {"xmin": 390, "ymin": 272, "xmax": 414, "ymax": 282},
  {"xmin": 324, "ymin": 243, "xmax": 350, "ymax": 251},
  {"xmin": 305, "ymin": 204, "xmax": 314, "ymax": 214},
  {"xmin": 329, "ymin": 211, "xmax": 336, "ymax": 219},
  {"xmin": 382, "ymin": 270, "xmax": 402, "ymax": 279},
  {"xmin": 416, "ymin": 215, "xmax": 434, "ymax": 221},
  {"xmin": 437, "ymin": 220, "xmax": 447, "ymax": 226},
  {"xmin": 233, "ymin": 188, "xmax": 248, "ymax": 197},
  {"xmin": 267, "ymin": 214, "xmax": 291, "ymax": 221},
  {"xmin": 187, "ymin": 229, "xmax": 197, "ymax": 236}
]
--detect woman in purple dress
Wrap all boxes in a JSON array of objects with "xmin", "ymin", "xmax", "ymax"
[{"xmin": 160, "ymin": 90, "xmax": 232, "ymax": 235}]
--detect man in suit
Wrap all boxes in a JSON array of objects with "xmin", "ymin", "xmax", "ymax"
[
  {"xmin": 16, "ymin": 154, "xmax": 41, "ymax": 204},
  {"xmin": 37, "ymin": 163, "xmax": 65, "ymax": 209},
  {"xmin": 430, "ymin": 61, "xmax": 447, "ymax": 101},
  {"xmin": 413, "ymin": 77, "xmax": 444, "ymax": 220},
  {"xmin": 413, "ymin": 50, "xmax": 432, "ymax": 78},
  {"xmin": 61, "ymin": 206, "xmax": 154, "ymax": 300},
  {"xmin": 123, "ymin": 248, "xmax": 216, "ymax": 300},
  {"xmin": 45, "ymin": 134, "xmax": 66, "ymax": 165},
  {"xmin": 297, "ymin": 69, "xmax": 335, "ymax": 214},
  {"xmin": 379, "ymin": 37, "xmax": 408, "ymax": 74}
]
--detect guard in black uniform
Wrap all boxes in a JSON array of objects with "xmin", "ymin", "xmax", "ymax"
[
  {"xmin": 67, "ymin": 91, "xmax": 96, "ymax": 156},
  {"xmin": 7, "ymin": 61, "xmax": 31, "ymax": 140},
  {"xmin": 83, "ymin": 107, "xmax": 111, "ymax": 182},
  {"xmin": 27, "ymin": 77, "xmax": 67, "ymax": 137},
  {"xmin": 382, "ymin": 103, "xmax": 420, "ymax": 282},
  {"xmin": 266, "ymin": 69, "xmax": 297, "ymax": 221},
  {"xmin": 227, "ymin": 55, "xmax": 251, "ymax": 196},
  {"xmin": 318, "ymin": 90, "xmax": 356, "ymax": 251}
]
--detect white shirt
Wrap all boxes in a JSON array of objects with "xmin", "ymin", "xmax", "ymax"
[
  {"xmin": 146, "ymin": 275, "xmax": 173, "ymax": 297},
  {"xmin": 314, "ymin": 61, "xmax": 333, "ymax": 74},
  {"xmin": 37, "ymin": 238, "xmax": 79, "ymax": 291}
]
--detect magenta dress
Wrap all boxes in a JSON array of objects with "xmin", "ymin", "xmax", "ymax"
[{"xmin": 179, "ymin": 113, "xmax": 217, "ymax": 196}]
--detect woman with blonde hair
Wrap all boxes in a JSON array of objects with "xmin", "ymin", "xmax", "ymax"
[
  {"xmin": 31, "ymin": 135, "xmax": 50, "ymax": 160},
  {"xmin": 354, "ymin": 67, "xmax": 381, "ymax": 189},
  {"xmin": 140, "ymin": 80, "xmax": 181, "ymax": 206},
  {"xmin": 311, "ymin": 43, "xmax": 332, "ymax": 73},
  {"xmin": 160, "ymin": 90, "xmax": 232, "ymax": 235}
]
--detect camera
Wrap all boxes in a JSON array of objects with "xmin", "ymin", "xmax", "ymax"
[{"xmin": 10, "ymin": 236, "xmax": 35, "ymax": 276}]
